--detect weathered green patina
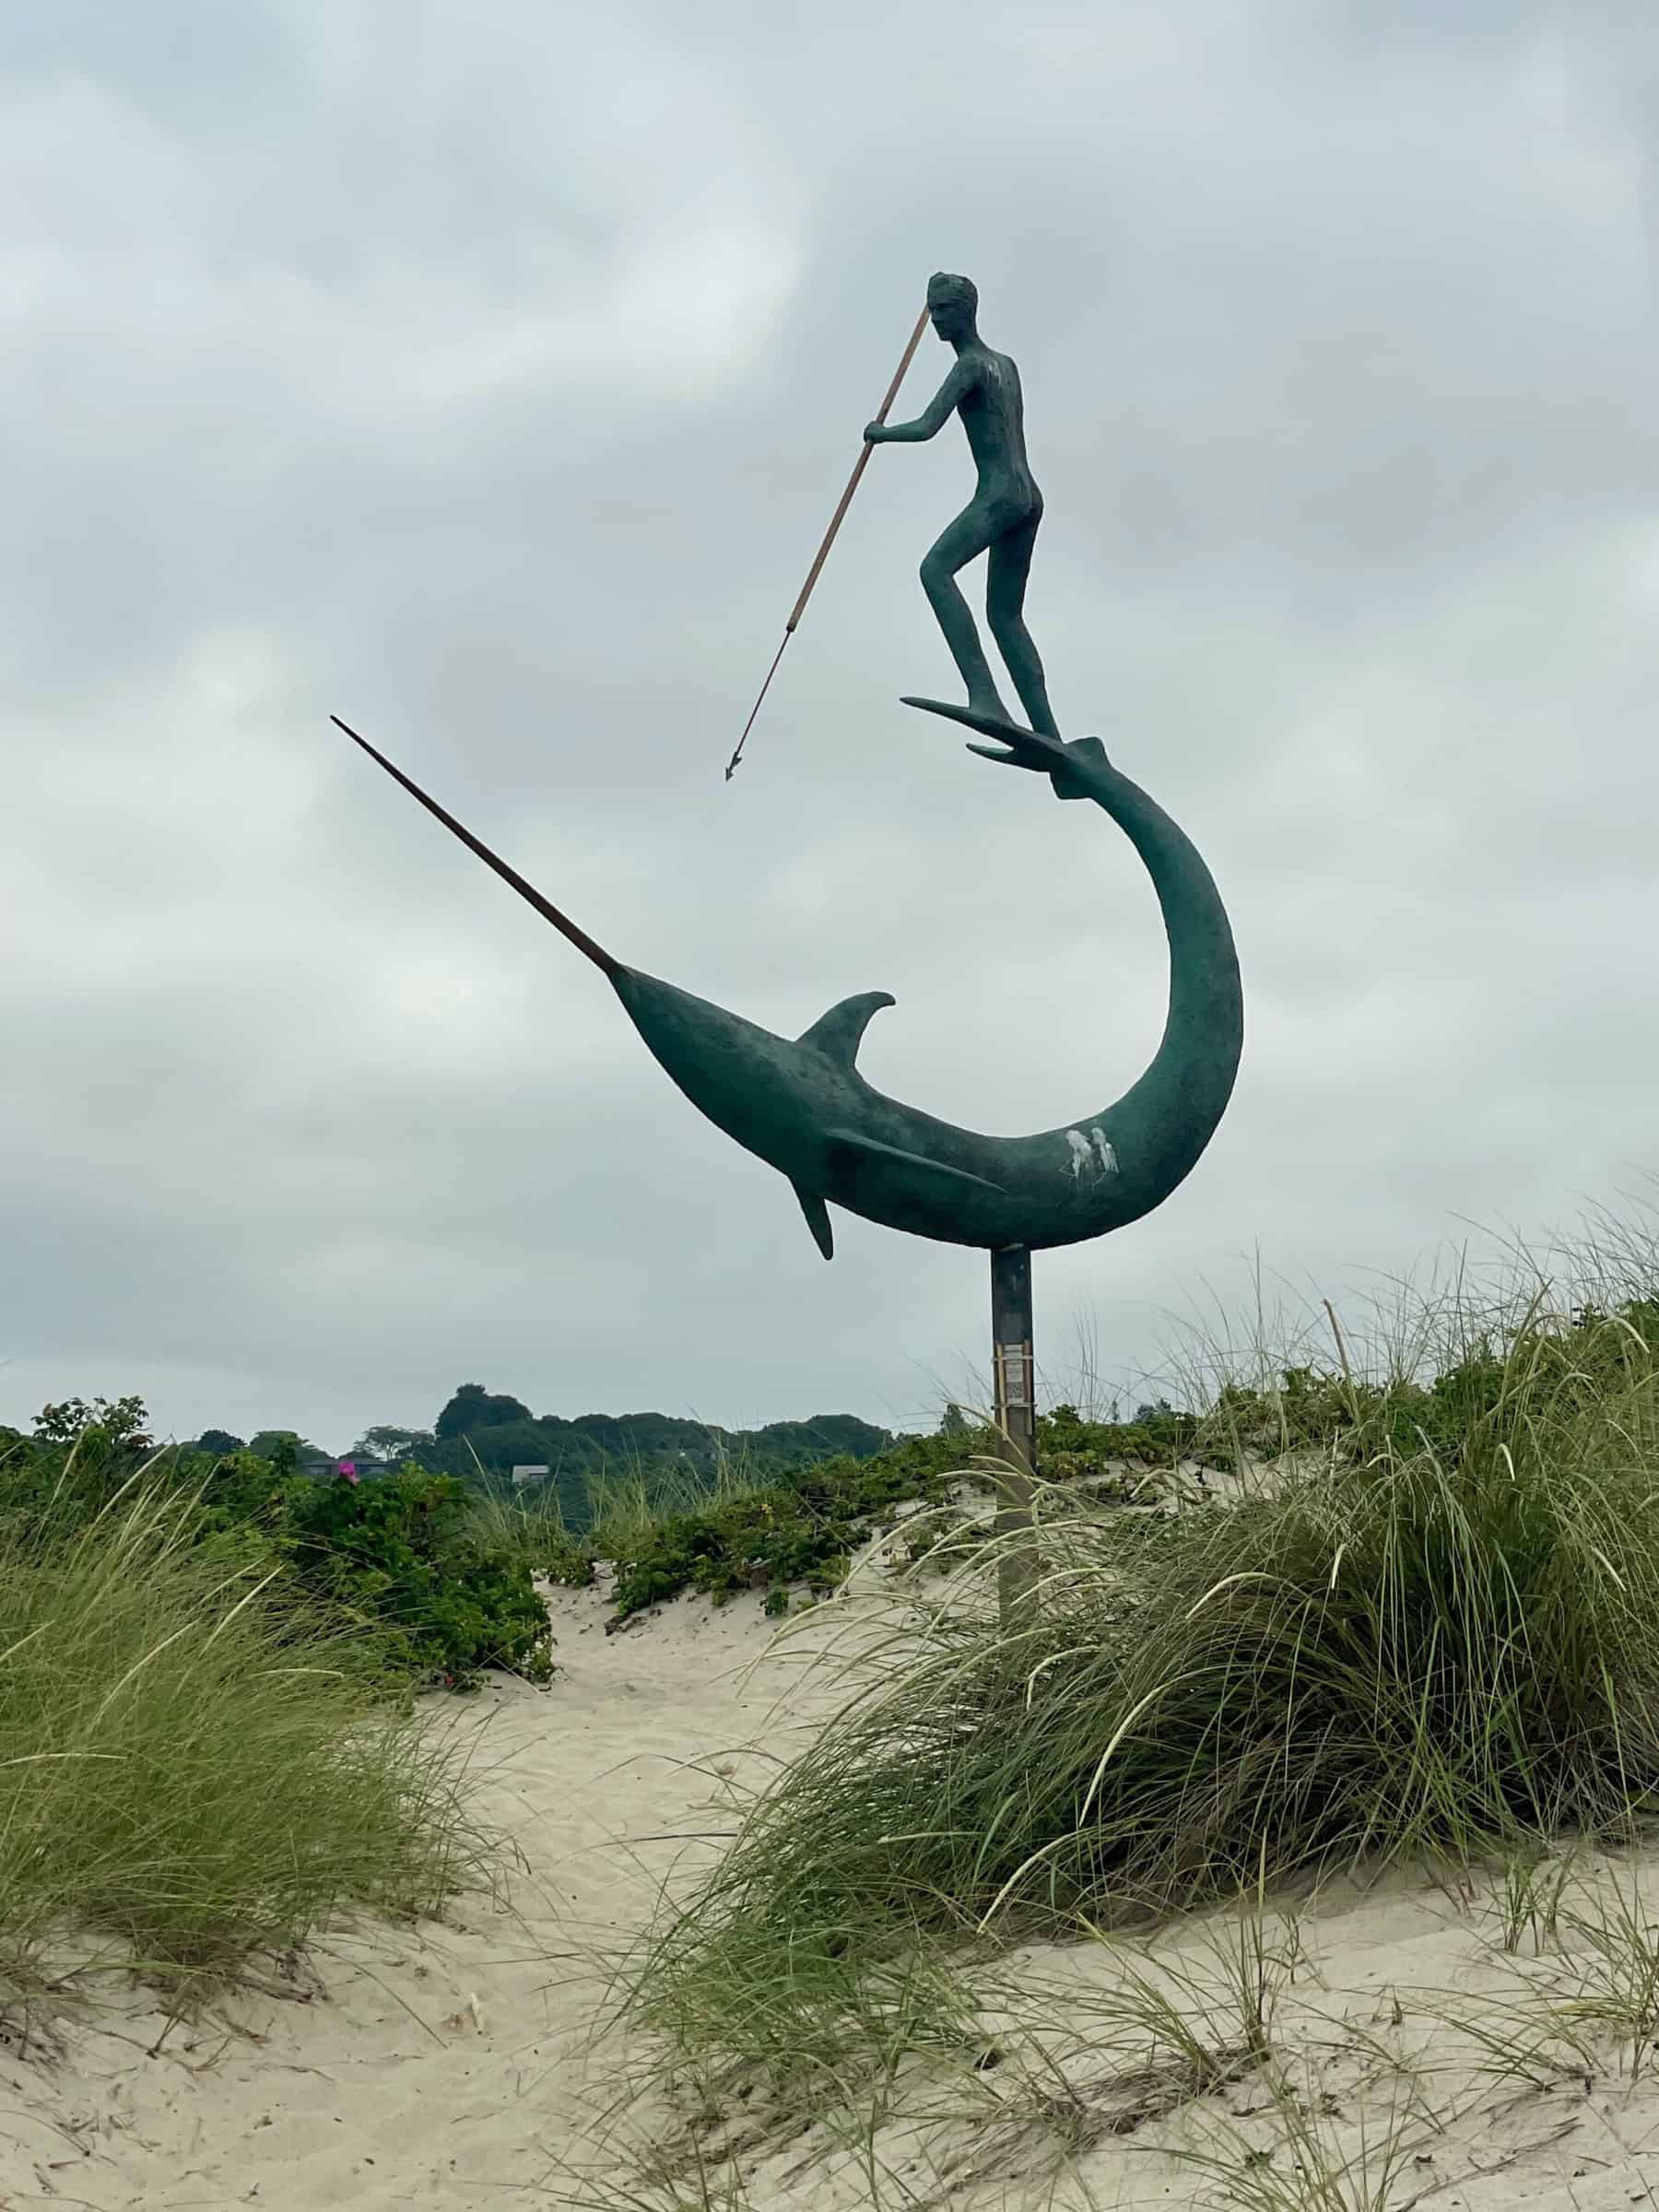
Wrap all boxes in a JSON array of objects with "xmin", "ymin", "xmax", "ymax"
[
  {"xmin": 865, "ymin": 271, "xmax": 1058, "ymax": 736},
  {"xmin": 333, "ymin": 700, "xmax": 1242, "ymax": 1261},
  {"xmin": 331, "ymin": 271, "xmax": 1241, "ymax": 1266},
  {"xmin": 614, "ymin": 703, "xmax": 1241, "ymax": 1256}
]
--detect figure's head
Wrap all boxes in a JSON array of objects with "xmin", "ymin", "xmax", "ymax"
[{"xmin": 926, "ymin": 271, "xmax": 978, "ymax": 342}]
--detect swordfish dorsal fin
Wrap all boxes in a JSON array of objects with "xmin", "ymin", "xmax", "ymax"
[{"xmin": 796, "ymin": 990, "xmax": 896, "ymax": 1070}]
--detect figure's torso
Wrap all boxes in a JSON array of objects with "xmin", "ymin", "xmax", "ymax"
[{"xmin": 958, "ymin": 346, "xmax": 1040, "ymax": 512}]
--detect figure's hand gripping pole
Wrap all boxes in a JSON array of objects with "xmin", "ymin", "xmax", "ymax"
[{"xmin": 724, "ymin": 303, "xmax": 930, "ymax": 782}]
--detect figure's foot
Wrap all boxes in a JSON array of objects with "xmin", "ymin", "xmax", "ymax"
[
  {"xmin": 901, "ymin": 694, "xmax": 1061, "ymax": 761},
  {"xmin": 967, "ymin": 685, "xmax": 1011, "ymax": 725},
  {"xmin": 900, "ymin": 695, "xmax": 1112, "ymax": 803}
]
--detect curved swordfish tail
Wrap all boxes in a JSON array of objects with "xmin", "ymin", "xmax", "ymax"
[
  {"xmin": 330, "ymin": 716, "xmax": 623, "ymax": 981},
  {"xmin": 1091, "ymin": 765, "xmax": 1241, "ymax": 1190},
  {"xmin": 902, "ymin": 694, "xmax": 1243, "ymax": 1234}
]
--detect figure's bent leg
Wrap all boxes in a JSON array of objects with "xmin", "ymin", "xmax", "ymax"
[
  {"xmin": 986, "ymin": 512, "xmax": 1059, "ymax": 736},
  {"xmin": 920, "ymin": 503, "xmax": 1007, "ymax": 721}
]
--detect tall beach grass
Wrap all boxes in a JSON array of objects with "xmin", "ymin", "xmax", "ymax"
[
  {"xmin": 582, "ymin": 1448, "xmax": 775, "ymax": 1558},
  {"xmin": 461, "ymin": 1440, "xmax": 775, "ymax": 1583},
  {"xmin": 630, "ymin": 1223, "xmax": 1659, "ymax": 2077},
  {"xmin": 0, "ymin": 1460, "xmax": 489, "ymax": 2003}
]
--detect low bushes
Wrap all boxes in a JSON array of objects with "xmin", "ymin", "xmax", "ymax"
[
  {"xmin": 602, "ymin": 1431, "xmax": 965, "ymax": 1615},
  {"xmin": 0, "ymin": 1424, "xmax": 554, "ymax": 1689},
  {"xmin": 600, "ymin": 1410, "xmax": 1194, "ymax": 1618},
  {"xmin": 283, "ymin": 1464, "xmax": 553, "ymax": 1686}
]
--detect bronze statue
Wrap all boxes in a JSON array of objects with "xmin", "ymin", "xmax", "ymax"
[
  {"xmin": 865, "ymin": 272, "xmax": 1058, "ymax": 738},
  {"xmin": 334, "ymin": 274, "xmax": 1241, "ymax": 1263},
  {"xmin": 336, "ymin": 272, "xmax": 1246, "ymax": 1624}
]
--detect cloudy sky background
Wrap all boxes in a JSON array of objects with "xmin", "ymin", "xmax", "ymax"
[{"xmin": 4, "ymin": 0, "xmax": 1656, "ymax": 1450}]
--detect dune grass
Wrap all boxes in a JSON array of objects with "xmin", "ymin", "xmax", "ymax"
[
  {"xmin": 628, "ymin": 1242, "xmax": 1659, "ymax": 2081},
  {"xmin": 466, "ymin": 1409, "xmax": 1196, "ymax": 1630},
  {"xmin": 465, "ymin": 1465, "xmax": 595, "ymax": 1585},
  {"xmin": 0, "ymin": 1468, "xmax": 489, "ymax": 2003},
  {"xmin": 584, "ymin": 1448, "xmax": 780, "ymax": 1554}
]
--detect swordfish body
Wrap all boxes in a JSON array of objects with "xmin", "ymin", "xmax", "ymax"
[{"xmin": 331, "ymin": 707, "xmax": 1242, "ymax": 1260}]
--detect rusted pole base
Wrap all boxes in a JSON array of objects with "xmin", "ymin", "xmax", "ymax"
[{"xmin": 991, "ymin": 1244, "xmax": 1040, "ymax": 1630}]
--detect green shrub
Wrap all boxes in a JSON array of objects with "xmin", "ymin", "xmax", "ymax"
[
  {"xmin": 0, "ymin": 1418, "xmax": 175, "ymax": 1549},
  {"xmin": 0, "ymin": 1430, "xmax": 553, "ymax": 1691},
  {"xmin": 597, "ymin": 1411, "xmax": 1201, "ymax": 1618},
  {"xmin": 602, "ymin": 1430, "xmax": 975, "ymax": 1616},
  {"xmin": 283, "ymin": 1465, "xmax": 554, "ymax": 1687}
]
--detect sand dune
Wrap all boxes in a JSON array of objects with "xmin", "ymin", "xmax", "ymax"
[
  {"xmin": 8, "ymin": 1572, "xmax": 1659, "ymax": 2211},
  {"xmin": 0, "ymin": 1575, "xmax": 804, "ymax": 2206}
]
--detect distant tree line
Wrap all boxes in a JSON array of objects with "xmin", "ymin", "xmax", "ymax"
[{"xmin": 142, "ymin": 1382, "xmax": 894, "ymax": 1534}]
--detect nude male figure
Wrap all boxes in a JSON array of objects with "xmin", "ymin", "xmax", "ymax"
[{"xmin": 865, "ymin": 272, "xmax": 1059, "ymax": 737}]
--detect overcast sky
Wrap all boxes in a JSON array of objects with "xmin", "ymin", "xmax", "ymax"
[{"xmin": 4, "ymin": 0, "xmax": 1656, "ymax": 1452}]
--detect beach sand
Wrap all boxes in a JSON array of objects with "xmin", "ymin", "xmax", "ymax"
[
  {"xmin": 0, "ymin": 1572, "xmax": 810, "ymax": 2206},
  {"xmin": 7, "ymin": 1570, "xmax": 1659, "ymax": 2211}
]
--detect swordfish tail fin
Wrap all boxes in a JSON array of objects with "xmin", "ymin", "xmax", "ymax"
[{"xmin": 331, "ymin": 716, "xmax": 622, "ymax": 979}]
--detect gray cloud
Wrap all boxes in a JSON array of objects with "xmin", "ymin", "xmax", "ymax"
[{"xmin": 4, "ymin": 0, "xmax": 1656, "ymax": 1448}]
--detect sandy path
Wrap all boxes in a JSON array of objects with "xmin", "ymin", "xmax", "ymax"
[
  {"xmin": 12, "ymin": 1571, "xmax": 1659, "ymax": 2212},
  {"xmin": 0, "ymin": 1577, "xmax": 854, "ymax": 2209}
]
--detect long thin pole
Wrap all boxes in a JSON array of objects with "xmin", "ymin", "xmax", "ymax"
[
  {"xmin": 330, "ymin": 715, "xmax": 622, "ymax": 979},
  {"xmin": 724, "ymin": 302, "xmax": 931, "ymax": 782},
  {"xmin": 991, "ymin": 1244, "xmax": 1040, "ymax": 1630}
]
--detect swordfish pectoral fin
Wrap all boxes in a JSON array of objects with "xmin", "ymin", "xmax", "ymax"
[
  {"xmin": 792, "ymin": 1134, "xmax": 1004, "ymax": 1263},
  {"xmin": 791, "ymin": 1183, "xmax": 836, "ymax": 1261},
  {"xmin": 822, "ymin": 1128, "xmax": 1006, "ymax": 1196}
]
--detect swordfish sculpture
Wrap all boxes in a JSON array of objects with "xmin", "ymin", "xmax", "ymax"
[
  {"xmin": 330, "ymin": 703, "xmax": 1240, "ymax": 1262},
  {"xmin": 332, "ymin": 276, "xmax": 1241, "ymax": 1264}
]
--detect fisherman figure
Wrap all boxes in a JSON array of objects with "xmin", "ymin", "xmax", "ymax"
[{"xmin": 865, "ymin": 272, "xmax": 1059, "ymax": 738}]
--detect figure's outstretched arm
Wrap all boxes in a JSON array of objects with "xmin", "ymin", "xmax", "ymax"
[{"xmin": 866, "ymin": 359, "xmax": 973, "ymax": 444}]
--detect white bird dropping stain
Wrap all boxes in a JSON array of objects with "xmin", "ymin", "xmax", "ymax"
[{"xmin": 1065, "ymin": 1127, "xmax": 1119, "ymax": 1186}]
